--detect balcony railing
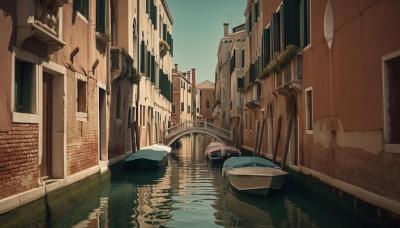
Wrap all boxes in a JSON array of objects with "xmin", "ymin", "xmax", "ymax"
[{"xmin": 17, "ymin": 0, "xmax": 67, "ymax": 54}]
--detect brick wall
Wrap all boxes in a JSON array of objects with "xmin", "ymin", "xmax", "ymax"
[
  {"xmin": 66, "ymin": 71, "xmax": 98, "ymax": 175},
  {"xmin": 0, "ymin": 123, "xmax": 39, "ymax": 199},
  {"xmin": 199, "ymin": 88, "xmax": 214, "ymax": 121}
]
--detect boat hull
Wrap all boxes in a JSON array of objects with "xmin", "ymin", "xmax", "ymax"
[
  {"xmin": 124, "ymin": 157, "xmax": 167, "ymax": 170},
  {"xmin": 226, "ymin": 167, "xmax": 287, "ymax": 196}
]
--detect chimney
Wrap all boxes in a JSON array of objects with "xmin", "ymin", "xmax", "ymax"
[
  {"xmin": 191, "ymin": 68, "xmax": 196, "ymax": 87},
  {"xmin": 174, "ymin": 64, "xmax": 178, "ymax": 71},
  {"xmin": 223, "ymin": 23, "xmax": 229, "ymax": 36}
]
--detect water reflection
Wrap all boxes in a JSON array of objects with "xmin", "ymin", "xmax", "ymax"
[{"xmin": 45, "ymin": 135, "xmax": 389, "ymax": 228}]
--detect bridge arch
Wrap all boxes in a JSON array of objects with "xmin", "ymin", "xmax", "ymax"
[
  {"xmin": 163, "ymin": 121, "xmax": 232, "ymax": 147},
  {"xmin": 164, "ymin": 129, "xmax": 228, "ymax": 147}
]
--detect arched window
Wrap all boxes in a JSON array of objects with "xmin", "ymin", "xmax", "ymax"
[{"xmin": 206, "ymin": 99, "xmax": 210, "ymax": 108}]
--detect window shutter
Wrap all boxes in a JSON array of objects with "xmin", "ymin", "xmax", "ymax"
[
  {"xmin": 146, "ymin": 51, "xmax": 151, "ymax": 77},
  {"xmin": 283, "ymin": 0, "xmax": 300, "ymax": 48},
  {"xmin": 96, "ymin": 0, "xmax": 105, "ymax": 33},
  {"xmin": 272, "ymin": 12, "xmax": 281, "ymax": 53},
  {"xmin": 263, "ymin": 28, "xmax": 271, "ymax": 67},
  {"xmin": 163, "ymin": 24, "xmax": 167, "ymax": 41},
  {"xmin": 150, "ymin": 55, "xmax": 155, "ymax": 83},
  {"xmin": 140, "ymin": 41, "xmax": 145, "ymax": 73}
]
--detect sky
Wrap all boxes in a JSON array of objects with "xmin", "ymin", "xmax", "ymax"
[{"xmin": 167, "ymin": 0, "xmax": 246, "ymax": 84}]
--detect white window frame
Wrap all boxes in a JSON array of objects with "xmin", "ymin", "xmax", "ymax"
[
  {"xmin": 382, "ymin": 49, "xmax": 400, "ymax": 154},
  {"xmin": 305, "ymin": 87, "xmax": 313, "ymax": 134},
  {"xmin": 11, "ymin": 47, "xmax": 40, "ymax": 123},
  {"xmin": 75, "ymin": 72, "xmax": 88, "ymax": 121}
]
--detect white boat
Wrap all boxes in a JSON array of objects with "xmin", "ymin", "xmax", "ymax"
[
  {"xmin": 223, "ymin": 157, "xmax": 287, "ymax": 196},
  {"xmin": 204, "ymin": 142, "xmax": 225, "ymax": 161},
  {"xmin": 141, "ymin": 143, "xmax": 172, "ymax": 154}
]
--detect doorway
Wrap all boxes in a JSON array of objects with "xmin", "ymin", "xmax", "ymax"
[
  {"xmin": 99, "ymin": 88, "xmax": 107, "ymax": 161},
  {"xmin": 42, "ymin": 73, "xmax": 53, "ymax": 178}
]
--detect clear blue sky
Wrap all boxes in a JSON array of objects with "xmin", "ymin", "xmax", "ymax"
[{"xmin": 167, "ymin": 0, "xmax": 246, "ymax": 83}]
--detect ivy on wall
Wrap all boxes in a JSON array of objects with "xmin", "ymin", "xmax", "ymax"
[{"xmin": 258, "ymin": 45, "xmax": 299, "ymax": 80}]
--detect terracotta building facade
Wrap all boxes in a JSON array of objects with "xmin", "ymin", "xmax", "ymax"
[{"xmin": 225, "ymin": 0, "xmax": 400, "ymax": 216}]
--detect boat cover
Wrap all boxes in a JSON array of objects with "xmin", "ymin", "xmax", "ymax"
[
  {"xmin": 125, "ymin": 149, "xmax": 168, "ymax": 162},
  {"xmin": 223, "ymin": 157, "xmax": 279, "ymax": 169},
  {"xmin": 141, "ymin": 144, "xmax": 172, "ymax": 153}
]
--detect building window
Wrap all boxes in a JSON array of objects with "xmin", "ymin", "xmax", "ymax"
[
  {"xmin": 383, "ymin": 54, "xmax": 400, "ymax": 145},
  {"xmin": 172, "ymin": 104, "xmax": 176, "ymax": 113},
  {"xmin": 77, "ymin": 80, "xmax": 87, "ymax": 113},
  {"xmin": 73, "ymin": 0, "xmax": 89, "ymax": 19},
  {"xmin": 181, "ymin": 102, "xmax": 184, "ymax": 112},
  {"xmin": 188, "ymin": 86, "xmax": 191, "ymax": 93},
  {"xmin": 206, "ymin": 99, "xmax": 210, "ymax": 108},
  {"xmin": 305, "ymin": 87, "xmax": 313, "ymax": 133},
  {"xmin": 300, "ymin": 0, "xmax": 311, "ymax": 48},
  {"xmin": 14, "ymin": 60, "xmax": 36, "ymax": 114},
  {"xmin": 96, "ymin": 0, "xmax": 106, "ymax": 33},
  {"xmin": 187, "ymin": 105, "xmax": 190, "ymax": 113}
]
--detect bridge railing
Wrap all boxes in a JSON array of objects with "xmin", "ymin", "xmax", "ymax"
[{"xmin": 163, "ymin": 121, "xmax": 232, "ymax": 139}]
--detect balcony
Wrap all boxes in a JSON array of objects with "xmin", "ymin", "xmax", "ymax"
[
  {"xmin": 17, "ymin": 0, "xmax": 68, "ymax": 54},
  {"xmin": 245, "ymin": 83, "xmax": 261, "ymax": 109},
  {"xmin": 274, "ymin": 53, "xmax": 303, "ymax": 92},
  {"xmin": 110, "ymin": 47, "xmax": 139, "ymax": 83},
  {"xmin": 159, "ymin": 40, "xmax": 170, "ymax": 58}
]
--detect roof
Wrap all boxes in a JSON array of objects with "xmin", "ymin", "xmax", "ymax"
[{"xmin": 196, "ymin": 80, "xmax": 215, "ymax": 89}]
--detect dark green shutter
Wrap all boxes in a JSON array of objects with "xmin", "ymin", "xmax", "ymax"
[
  {"xmin": 300, "ymin": 0, "xmax": 310, "ymax": 47},
  {"xmin": 96, "ymin": 0, "xmax": 105, "ymax": 33},
  {"xmin": 146, "ymin": 51, "xmax": 150, "ymax": 77},
  {"xmin": 150, "ymin": 55, "xmax": 155, "ymax": 83},
  {"xmin": 140, "ymin": 41, "xmax": 145, "ymax": 73},
  {"xmin": 272, "ymin": 12, "xmax": 281, "ymax": 53},
  {"xmin": 282, "ymin": 0, "xmax": 300, "ymax": 48},
  {"xmin": 163, "ymin": 24, "xmax": 167, "ymax": 41},
  {"xmin": 262, "ymin": 28, "xmax": 271, "ymax": 67}
]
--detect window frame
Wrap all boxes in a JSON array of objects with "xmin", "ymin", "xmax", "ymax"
[
  {"xmin": 11, "ymin": 48, "xmax": 40, "ymax": 123},
  {"xmin": 75, "ymin": 73, "xmax": 88, "ymax": 121},
  {"xmin": 382, "ymin": 49, "xmax": 400, "ymax": 153}
]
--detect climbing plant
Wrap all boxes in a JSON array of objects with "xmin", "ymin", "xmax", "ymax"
[{"xmin": 258, "ymin": 45, "xmax": 299, "ymax": 80}]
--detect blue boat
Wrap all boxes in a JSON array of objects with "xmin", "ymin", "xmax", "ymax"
[{"xmin": 124, "ymin": 148, "xmax": 168, "ymax": 170}]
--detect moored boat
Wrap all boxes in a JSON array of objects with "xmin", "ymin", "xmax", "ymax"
[
  {"xmin": 222, "ymin": 157, "xmax": 287, "ymax": 196},
  {"xmin": 205, "ymin": 142, "xmax": 225, "ymax": 161},
  {"xmin": 221, "ymin": 145, "xmax": 241, "ymax": 160},
  {"xmin": 124, "ymin": 146, "xmax": 170, "ymax": 170}
]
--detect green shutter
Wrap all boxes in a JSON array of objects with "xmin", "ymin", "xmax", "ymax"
[
  {"xmin": 150, "ymin": 55, "xmax": 155, "ymax": 83},
  {"xmin": 272, "ymin": 12, "xmax": 281, "ymax": 53},
  {"xmin": 146, "ymin": 51, "xmax": 150, "ymax": 77},
  {"xmin": 283, "ymin": 0, "xmax": 300, "ymax": 47},
  {"xmin": 140, "ymin": 41, "xmax": 145, "ymax": 73},
  {"xmin": 263, "ymin": 28, "xmax": 271, "ymax": 67},
  {"xmin": 96, "ymin": 0, "xmax": 105, "ymax": 33}
]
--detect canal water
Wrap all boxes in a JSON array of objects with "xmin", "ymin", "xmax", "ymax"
[{"xmin": 4, "ymin": 136, "xmax": 392, "ymax": 227}]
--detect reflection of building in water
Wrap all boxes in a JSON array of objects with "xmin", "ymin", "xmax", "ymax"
[
  {"xmin": 73, "ymin": 197, "xmax": 109, "ymax": 228},
  {"xmin": 133, "ymin": 168, "xmax": 173, "ymax": 227}
]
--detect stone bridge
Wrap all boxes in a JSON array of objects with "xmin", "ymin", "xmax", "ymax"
[{"xmin": 163, "ymin": 121, "xmax": 232, "ymax": 146}]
